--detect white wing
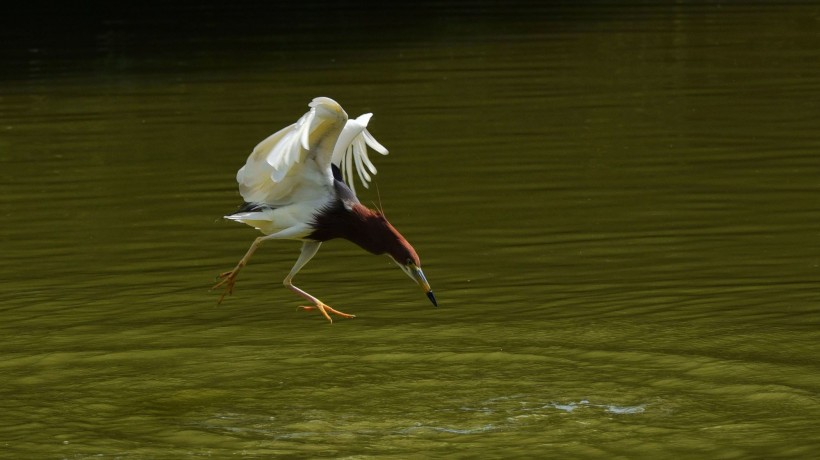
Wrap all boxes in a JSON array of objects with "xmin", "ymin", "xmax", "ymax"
[
  {"xmin": 235, "ymin": 97, "xmax": 389, "ymax": 204},
  {"xmin": 331, "ymin": 113, "xmax": 389, "ymax": 195},
  {"xmin": 235, "ymin": 97, "xmax": 348, "ymax": 205}
]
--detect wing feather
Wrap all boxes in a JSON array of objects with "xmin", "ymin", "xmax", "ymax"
[
  {"xmin": 345, "ymin": 146, "xmax": 355, "ymax": 192},
  {"xmin": 234, "ymin": 97, "xmax": 389, "ymax": 204},
  {"xmin": 235, "ymin": 97, "xmax": 347, "ymax": 205},
  {"xmin": 330, "ymin": 113, "xmax": 390, "ymax": 194},
  {"xmin": 353, "ymin": 139, "xmax": 371, "ymax": 184}
]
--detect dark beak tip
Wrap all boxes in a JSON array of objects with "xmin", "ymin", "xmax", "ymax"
[{"xmin": 426, "ymin": 291, "xmax": 438, "ymax": 307}]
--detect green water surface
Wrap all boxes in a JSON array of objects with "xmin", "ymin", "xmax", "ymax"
[{"xmin": 1, "ymin": 3, "xmax": 819, "ymax": 458}]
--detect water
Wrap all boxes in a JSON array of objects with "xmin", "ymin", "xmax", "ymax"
[{"xmin": 2, "ymin": 2, "xmax": 819, "ymax": 458}]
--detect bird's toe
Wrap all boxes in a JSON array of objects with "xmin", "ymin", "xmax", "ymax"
[{"xmin": 298, "ymin": 303, "xmax": 355, "ymax": 322}]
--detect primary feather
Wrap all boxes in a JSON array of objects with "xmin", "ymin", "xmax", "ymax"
[{"xmin": 331, "ymin": 113, "xmax": 389, "ymax": 194}]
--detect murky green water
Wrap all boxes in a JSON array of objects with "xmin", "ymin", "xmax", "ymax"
[{"xmin": 2, "ymin": 3, "xmax": 819, "ymax": 458}]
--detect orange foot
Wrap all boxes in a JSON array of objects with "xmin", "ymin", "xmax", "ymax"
[
  {"xmin": 298, "ymin": 302, "xmax": 356, "ymax": 323},
  {"xmin": 212, "ymin": 269, "xmax": 240, "ymax": 304}
]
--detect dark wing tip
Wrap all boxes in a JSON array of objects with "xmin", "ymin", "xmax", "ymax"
[
  {"xmin": 230, "ymin": 202, "xmax": 273, "ymax": 215},
  {"xmin": 331, "ymin": 164, "xmax": 344, "ymax": 182},
  {"xmin": 331, "ymin": 164, "xmax": 361, "ymax": 206}
]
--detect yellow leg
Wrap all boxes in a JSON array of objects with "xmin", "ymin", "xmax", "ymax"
[
  {"xmin": 212, "ymin": 236, "xmax": 266, "ymax": 304},
  {"xmin": 213, "ymin": 226, "xmax": 311, "ymax": 305},
  {"xmin": 298, "ymin": 303, "xmax": 356, "ymax": 323},
  {"xmin": 285, "ymin": 241, "xmax": 355, "ymax": 323},
  {"xmin": 214, "ymin": 239, "xmax": 357, "ymax": 323}
]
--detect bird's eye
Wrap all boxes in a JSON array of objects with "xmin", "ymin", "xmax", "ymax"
[{"xmin": 406, "ymin": 258, "xmax": 413, "ymax": 265}]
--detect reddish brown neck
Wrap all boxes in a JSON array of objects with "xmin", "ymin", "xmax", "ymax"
[{"xmin": 309, "ymin": 202, "xmax": 418, "ymax": 263}]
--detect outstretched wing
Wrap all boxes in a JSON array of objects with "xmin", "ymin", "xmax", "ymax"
[
  {"xmin": 235, "ymin": 97, "xmax": 388, "ymax": 204},
  {"xmin": 235, "ymin": 97, "xmax": 347, "ymax": 205},
  {"xmin": 331, "ymin": 113, "xmax": 389, "ymax": 195}
]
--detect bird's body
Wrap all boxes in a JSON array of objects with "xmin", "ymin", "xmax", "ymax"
[{"xmin": 214, "ymin": 97, "xmax": 436, "ymax": 322}]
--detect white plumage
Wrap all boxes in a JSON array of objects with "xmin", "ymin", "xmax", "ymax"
[
  {"xmin": 214, "ymin": 97, "xmax": 436, "ymax": 322},
  {"xmin": 226, "ymin": 96, "xmax": 388, "ymax": 237}
]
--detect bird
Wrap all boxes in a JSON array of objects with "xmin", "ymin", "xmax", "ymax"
[{"xmin": 213, "ymin": 97, "xmax": 437, "ymax": 323}]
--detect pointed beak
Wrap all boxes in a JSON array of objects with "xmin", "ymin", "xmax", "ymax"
[{"xmin": 410, "ymin": 265, "xmax": 437, "ymax": 307}]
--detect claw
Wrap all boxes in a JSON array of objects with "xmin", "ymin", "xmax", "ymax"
[
  {"xmin": 298, "ymin": 303, "xmax": 356, "ymax": 323},
  {"xmin": 212, "ymin": 269, "xmax": 239, "ymax": 305}
]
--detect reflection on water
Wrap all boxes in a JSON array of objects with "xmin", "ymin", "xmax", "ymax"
[{"xmin": 1, "ymin": 2, "xmax": 819, "ymax": 458}]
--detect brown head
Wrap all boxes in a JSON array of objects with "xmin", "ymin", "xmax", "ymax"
[
  {"xmin": 309, "ymin": 200, "xmax": 437, "ymax": 306},
  {"xmin": 351, "ymin": 205, "xmax": 437, "ymax": 307}
]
